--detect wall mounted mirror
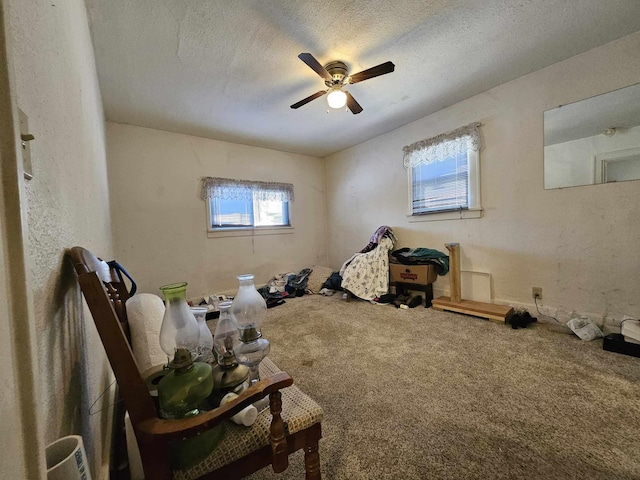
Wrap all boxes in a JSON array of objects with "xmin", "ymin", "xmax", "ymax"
[{"xmin": 544, "ymin": 83, "xmax": 640, "ymax": 189}]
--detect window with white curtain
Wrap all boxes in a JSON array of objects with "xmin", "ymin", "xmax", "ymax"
[
  {"xmin": 404, "ymin": 123, "xmax": 482, "ymax": 221},
  {"xmin": 201, "ymin": 177, "xmax": 294, "ymax": 234}
]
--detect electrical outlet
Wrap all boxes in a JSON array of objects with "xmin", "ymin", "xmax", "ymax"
[{"xmin": 532, "ymin": 287, "xmax": 542, "ymax": 299}]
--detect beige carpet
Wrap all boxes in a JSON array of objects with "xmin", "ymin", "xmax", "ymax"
[{"xmin": 244, "ymin": 294, "xmax": 640, "ymax": 480}]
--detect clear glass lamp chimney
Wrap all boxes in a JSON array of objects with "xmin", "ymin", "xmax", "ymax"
[
  {"xmin": 213, "ymin": 301, "xmax": 240, "ymax": 367},
  {"xmin": 231, "ymin": 274, "xmax": 270, "ymax": 384},
  {"xmin": 158, "ymin": 282, "xmax": 200, "ymax": 359}
]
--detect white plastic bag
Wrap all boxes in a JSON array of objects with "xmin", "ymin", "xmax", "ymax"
[{"xmin": 567, "ymin": 316, "xmax": 603, "ymax": 341}]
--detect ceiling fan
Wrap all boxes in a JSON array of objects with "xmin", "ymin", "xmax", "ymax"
[{"xmin": 290, "ymin": 53, "xmax": 395, "ymax": 115}]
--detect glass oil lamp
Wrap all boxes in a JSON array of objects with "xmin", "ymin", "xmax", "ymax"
[
  {"xmin": 231, "ymin": 274, "xmax": 270, "ymax": 385},
  {"xmin": 158, "ymin": 282, "xmax": 200, "ymax": 361},
  {"xmin": 210, "ymin": 301, "xmax": 250, "ymax": 407},
  {"xmin": 158, "ymin": 348, "xmax": 224, "ymax": 470},
  {"xmin": 157, "ymin": 347, "xmax": 213, "ymax": 419}
]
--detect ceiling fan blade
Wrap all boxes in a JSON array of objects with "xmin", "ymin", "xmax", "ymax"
[
  {"xmin": 345, "ymin": 92, "xmax": 363, "ymax": 114},
  {"xmin": 298, "ymin": 53, "xmax": 332, "ymax": 82},
  {"xmin": 347, "ymin": 61, "xmax": 395, "ymax": 84},
  {"xmin": 290, "ymin": 90, "xmax": 327, "ymax": 109}
]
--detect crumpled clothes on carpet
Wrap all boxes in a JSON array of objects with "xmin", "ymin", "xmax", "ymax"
[
  {"xmin": 259, "ymin": 268, "xmax": 314, "ymax": 300},
  {"xmin": 266, "ymin": 298, "xmax": 286, "ymax": 308},
  {"xmin": 267, "ymin": 272, "xmax": 295, "ymax": 293},
  {"xmin": 320, "ymin": 272, "xmax": 343, "ymax": 291}
]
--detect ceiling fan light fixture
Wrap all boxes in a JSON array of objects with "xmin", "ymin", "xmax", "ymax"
[
  {"xmin": 327, "ymin": 87, "xmax": 347, "ymax": 109},
  {"xmin": 292, "ymin": 53, "xmax": 394, "ymax": 114}
]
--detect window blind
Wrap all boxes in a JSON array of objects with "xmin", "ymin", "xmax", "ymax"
[{"xmin": 412, "ymin": 149, "xmax": 469, "ymax": 214}]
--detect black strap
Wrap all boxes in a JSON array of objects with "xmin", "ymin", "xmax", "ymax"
[{"xmin": 107, "ymin": 260, "xmax": 137, "ymax": 296}]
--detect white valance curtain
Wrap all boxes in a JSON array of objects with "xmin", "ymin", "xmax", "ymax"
[
  {"xmin": 201, "ymin": 177, "xmax": 294, "ymax": 202},
  {"xmin": 402, "ymin": 123, "xmax": 481, "ymax": 168}
]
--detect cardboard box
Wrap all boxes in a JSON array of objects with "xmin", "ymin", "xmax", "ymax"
[{"xmin": 389, "ymin": 264, "xmax": 437, "ymax": 285}]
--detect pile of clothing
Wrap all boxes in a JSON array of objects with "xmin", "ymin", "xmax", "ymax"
[
  {"xmin": 257, "ymin": 268, "xmax": 312, "ymax": 308},
  {"xmin": 318, "ymin": 272, "xmax": 344, "ymax": 296}
]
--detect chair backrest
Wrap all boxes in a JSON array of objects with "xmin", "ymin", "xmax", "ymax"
[{"xmin": 69, "ymin": 246, "xmax": 158, "ymax": 427}]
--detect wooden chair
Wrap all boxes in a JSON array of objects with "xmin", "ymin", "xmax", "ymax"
[{"xmin": 69, "ymin": 246, "xmax": 323, "ymax": 480}]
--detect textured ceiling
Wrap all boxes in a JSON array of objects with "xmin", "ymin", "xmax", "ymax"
[{"xmin": 85, "ymin": 0, "xmax": 640, "ymax": 157}]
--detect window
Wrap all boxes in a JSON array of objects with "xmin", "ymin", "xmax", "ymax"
[
  {"xmin": 404, "ymin": 123, "xmax": 482, "ymax": 221},
  {"xmin": 201, "ymin": 177, "xmax": 293, "ymax": 234}
]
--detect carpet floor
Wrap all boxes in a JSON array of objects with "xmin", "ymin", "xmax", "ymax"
[{"xmin": 244, "ymin": 294, "xmax": 640, "ymax": 480}]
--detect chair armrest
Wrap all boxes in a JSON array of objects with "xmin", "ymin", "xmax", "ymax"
[{"xmin": 136, "ymin": 371, "xmax": 293, "ymax": 440}]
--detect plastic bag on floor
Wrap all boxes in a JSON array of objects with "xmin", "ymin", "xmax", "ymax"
[{"xmin": 567, "ymin": 316, "xmax": 603, "ymax": 341}]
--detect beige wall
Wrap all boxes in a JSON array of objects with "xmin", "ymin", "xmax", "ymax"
[
  {"xmin": 0, "ymin": 1, "xmax": 40, "ymax": 477},
  {"xmin": 5, "ymin": 0, "xmax": 113, "ymax": 478},
  {"xmin": 325, "ymin": 32, "xmax": 640, "ymax": 323},
  {"xmin": 107, "ymin": 123, "xmax": 328, "ymax": 297}
]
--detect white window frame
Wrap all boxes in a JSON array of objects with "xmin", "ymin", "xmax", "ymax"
[
  {"xmin": 202, "ymin": 178, "xmax": 295, "ymax": 238},
  {"xmin": 404, "ymin": 124, "xmax": 483, "ymax": 222}
]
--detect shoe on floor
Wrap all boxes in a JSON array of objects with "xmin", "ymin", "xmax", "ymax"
[
  {"xmin": 407, "ymin": 295, "xmax": 423, "ymax": 308},
  {"xmin": 374, "ymin": 293, "xmax": 396, "ymax": 305},
  {"xmin": 508, "ymin": 310, "xmax": 537, "ymax": 329},
  {"xmin": 393, "ymin": 294, "xmax": 409, "ymax": 308}
]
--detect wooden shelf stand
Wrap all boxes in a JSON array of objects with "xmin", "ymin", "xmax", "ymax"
[{"xmin": 431, "ymin": 243, "xmax": 512, "ymax": 323}]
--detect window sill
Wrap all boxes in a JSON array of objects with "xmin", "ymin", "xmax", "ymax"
[
  {"xmin": 207, "ymin": 226, "xmax": 295, "ymax": 239},
  {"xmin": 407, "ymin": 208, "xmax": 483, "ymax": 223}
]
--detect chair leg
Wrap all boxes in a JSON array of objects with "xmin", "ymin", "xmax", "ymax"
[
  {"xmin": 269, "ymin": 391, "xmax": 289, "ymax": 473},
  {"xmin": 110, "ymin": 393, "xmax": 131, "ymax": 480},
  {"xmin": 303, "ymin": 438, "xmax": 321, "ymax": 480},
  {"xmin": 138, "ymin": 439, "xmax": 172, "ymax": 480}
]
